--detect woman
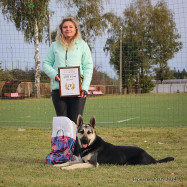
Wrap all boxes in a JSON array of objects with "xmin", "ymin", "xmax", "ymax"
[{"xmin": 43, "ymin": 17, "xmax": 93, "ymax": 123}]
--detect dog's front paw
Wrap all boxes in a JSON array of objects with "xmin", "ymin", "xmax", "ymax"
[
  {"xmin": 61, "ymin": 166, "xmax": 73, "ymax": 170},
  {"xmin": 53, "ymin": 164, "xmax": 62, "ymax": 167},
  {"xmin": 72, "ymin": 155, "xmax": 78, "ymax": 161},
  {"xmin": 54, "ymin": 162, "xmax": 70, "ymax": 167}
]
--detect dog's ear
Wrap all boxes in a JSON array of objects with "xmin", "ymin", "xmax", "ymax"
[
  {"xmin": 90, "ymin": 116, "xmax": 96, "ymax": 129},
  {"xmin": 77, "ymin": 114, "xmax": 83, "ymax": 127}
]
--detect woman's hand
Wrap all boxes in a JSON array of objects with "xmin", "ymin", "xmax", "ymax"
[
  {"xmin": 55, "ymin": 74, "xmax": 60, "ymax": 82},
  {"xmin": 78, "ymin": 90, "xmax": 88, "ymax": 98}
]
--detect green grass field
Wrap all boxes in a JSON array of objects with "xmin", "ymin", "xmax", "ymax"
[
  {"xmin": 0, "ymin": 93, "xmax": 186, "ymax": 128},
  {"xmin": 0, "ymin": 94, "xmax": 186, "ymax": 186},
  {"xmin": 0, "ymin": 127, "xmax": 186, "ymax": 186}
]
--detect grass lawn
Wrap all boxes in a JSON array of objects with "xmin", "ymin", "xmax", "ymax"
[
  {"xmin": 0, "ymin": 94, "xmax": 186, "ymax": 186},
  {"xmin": 0, "ymin": 127, "xmax": 186, "ymax": 187},
  {"xmin": 0, "ymin": 93, "xmax": 186, "ymax": 128}
]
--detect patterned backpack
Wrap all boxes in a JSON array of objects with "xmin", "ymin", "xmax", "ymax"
[{"xmin": 45, "ymin": 117, "xmax": 76, "ymax": 165}]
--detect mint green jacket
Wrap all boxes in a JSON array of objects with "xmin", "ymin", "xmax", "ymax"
[{"xmin": 42, "ymin": 39, "xmax": 93, "ymax": 92}]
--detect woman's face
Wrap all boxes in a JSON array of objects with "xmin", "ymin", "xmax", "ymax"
[{"xmin": 62, "ymin": 21, "xmax": 76, "ymax": 40}]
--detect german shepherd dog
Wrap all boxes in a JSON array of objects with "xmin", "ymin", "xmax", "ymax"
[{"xmin": 54, "ymin": 115, "xmax": 174, "ymax": 170}]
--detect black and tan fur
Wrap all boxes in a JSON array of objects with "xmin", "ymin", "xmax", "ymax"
[{"xmin": 54, "ymin": 115, "xmax": 174, "ymax": 170}]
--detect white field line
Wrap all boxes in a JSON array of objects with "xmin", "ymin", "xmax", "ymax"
[
  {"xmin": 96, "ymin": 117, "xmax": 139, "ymax": 124},
  {"xmin": 117, "ymin": 117, "xmax": 139, "ymax": 123}
]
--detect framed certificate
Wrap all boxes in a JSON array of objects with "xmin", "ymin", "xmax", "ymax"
[{"xmin": 58, "ymin": 66, "xmax": 81, "ymax": 97}]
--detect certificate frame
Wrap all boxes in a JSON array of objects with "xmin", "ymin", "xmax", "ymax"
[{"xmin": 58, "ymin": 66, "xmax": 81, "ymax": 97}]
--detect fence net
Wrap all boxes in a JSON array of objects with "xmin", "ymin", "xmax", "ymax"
[{"xmin": 0, "ymin": 0, "xmax": 186, "ymax": 128}]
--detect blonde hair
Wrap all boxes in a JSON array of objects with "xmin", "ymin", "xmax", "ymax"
[{"xmin": 56, "ymin": 17, "xmax": 81, "ymax": 49}]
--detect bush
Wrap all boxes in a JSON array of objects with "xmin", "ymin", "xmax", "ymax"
[{"xmin": 140, "ymin": 75, "xmax": 155, "ymax": 93}]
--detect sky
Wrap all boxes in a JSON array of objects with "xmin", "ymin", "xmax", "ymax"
[{"xmin": 0, "ymin": 0, "xmax": 186, "ymax": 78}]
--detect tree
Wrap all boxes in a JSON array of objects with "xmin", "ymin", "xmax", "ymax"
[
  {"xmin": 104, "ymin": 0, "xmax": 154, "ymax": 92},
  {"xmin": 0, "ymin": 62, "xmax": 3, "ymax": 80},
  {"xmin": 173, "ymin": 68, "xmax": 187, "ymax": 79},
  {"xmin": 124, "ymin": 0, "xmax": 153, "ymax": 77},
  {"xmin": 9, "ymin": 69, "xmax": 25, "ymax": 81},
  {"xmin": 91, "ymin": 66, "xmax": 115, "ymax": 85},
  {"xmin": 0, "ymin": 62, "xmax": 14, "ymax": 81},
  {"xmin": 104, "ymin": 0, "xmax": 182, "ymax": 92},
  {"xmin": 139, "ymin": 75, "xmax": 155, "ymax": 93},
  {"xmin": 0, "ymin": 0, "xmax": 51, "ymax": 98},
  {"xmin": 150, "ymin": 1, "xmax": 182, "ymax": 82},
  {"xmin": 154, "ymin": 65, "xmax": 173, "ymax": 83},
  {"xmin": 0, "ymin": 62, "xmax": 2, "ymax": 73},
  {"xmin": 0, "ymin": 70, "xmax": 14, "ymax": 81},
  {"xmin": 181, "ymin": 69, "xmax": 187, "ymax": 79}
]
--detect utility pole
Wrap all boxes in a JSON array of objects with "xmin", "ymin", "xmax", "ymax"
[
  {"xmin": 120, "ymin": 27, "xmax": 123, "ymax": 94},
  {"xmin": 11, "ymin": 46, "xmax": 13, "ymax": 70},
  {"xmin": 94, "ymin": 48, "xmax": 97, "ymax": 68}
]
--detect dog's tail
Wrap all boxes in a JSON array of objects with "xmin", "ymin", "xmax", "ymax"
[{"xmin": 157, "ymin": 157, "xmax": 174, "ymax": 163}]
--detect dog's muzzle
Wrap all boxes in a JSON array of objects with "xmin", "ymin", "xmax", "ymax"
[{"xmin": 81, "ymin": 136, "xmax": 90, "ymax": 148}]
